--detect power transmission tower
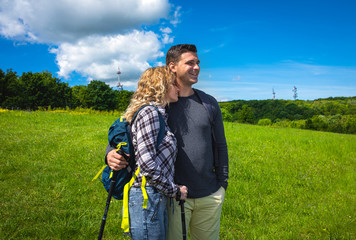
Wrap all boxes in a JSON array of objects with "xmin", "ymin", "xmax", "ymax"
[
  {"xmin": 117, "ymin": 67, "xmax": 123, "ymax": 91},
  {"xmin": 293, "ymin": 86, "xmax": 298, "ymax": 100}
]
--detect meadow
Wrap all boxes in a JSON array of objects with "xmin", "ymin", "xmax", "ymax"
[{"xmin": 0, "ymin": 110, "xmax": 355, "ymax": 239}]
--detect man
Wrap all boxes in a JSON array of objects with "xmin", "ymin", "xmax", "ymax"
[
  {"xmin": 165, "ymin": 44, "xmax": 229, "ymax": 240},
  {"xmin": 106, "ymin": 44, "xmax": 228, "ymax": 239}
]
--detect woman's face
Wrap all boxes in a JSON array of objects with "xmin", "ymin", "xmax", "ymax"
[{"xmin": 167, "ymin": 83, "xmax": 179, "ymax": 103}]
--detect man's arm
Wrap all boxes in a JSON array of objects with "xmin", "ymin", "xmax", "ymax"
[
  {"xmin": 212, "ymin": 100, "xmax": 229, "ymax": 190},
  {"xmin": 194, "ymin": 89, "xmax": 229, "ymax": 190}
]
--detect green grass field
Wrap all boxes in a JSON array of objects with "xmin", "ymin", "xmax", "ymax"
[{"xmin": 1, "ymin": 110, "xmax": 355, "ymax": 239}]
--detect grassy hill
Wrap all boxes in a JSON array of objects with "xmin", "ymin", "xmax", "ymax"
[{"xmin": 1, "ymin": 110, "xmax": 355, "ymax": 239}]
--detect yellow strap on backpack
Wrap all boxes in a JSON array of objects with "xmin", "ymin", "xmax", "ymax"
[
  {"xmin": 91, "ymin": 142, "xmax": 127, "ymax": 181},
  {"xmin": 121, "ymin": 167, "xmax": 148, "ymax": 233},
  {"xmin": 91, "ymin": 165, "xmax": 107, "ymax": 182},
  {"xmin": 141, "ymin": 175, "xmax": 148, "ymax": 209}
]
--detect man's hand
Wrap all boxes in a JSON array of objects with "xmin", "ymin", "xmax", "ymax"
[{"xmin": 107, "ymin": 149, "xmax": 129, "ymax": 171}]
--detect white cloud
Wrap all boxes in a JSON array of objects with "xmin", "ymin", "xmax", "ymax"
[
  {"xmin": 161, "ymin": 33, "xmax": 174, "ymax": 44},
  {"xmin": 160, "ymin": 27, "xmax": 172, "ymax": 34},
  {"xmin": 51, "ymin": 30, "xmax": 164, "ymax": 85},
  {"xmin": 0, "ymin": 0, "xmax": 182, "ymax": 85},
  {"xmin": 0, "ymin": 14, "xmax": 27, "ymax": 39},
  {"xmin": 170, "ymin": 6, "xmax": 181, "ymax": 26},
  {"xmin": 0, "ymin": 0, "xmax": 171, "ymax": 43},
  {"xmin": 159, "ymin": 27, "xmax": 173, "ymax": 44}
]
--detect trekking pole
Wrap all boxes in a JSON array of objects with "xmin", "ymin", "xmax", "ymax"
[
  {"xmin": 98, "ymin": 149, "xmax": 128, "ymax": 240},
  {"xmin": 179, "ymin": 200, "xmax": 187, "ymax": 240},
  {"xmin": 98, "ymin": 170, "xmax": 118, "ymax": 240}
]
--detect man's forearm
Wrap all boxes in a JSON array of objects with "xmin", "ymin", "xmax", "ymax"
[{"xmin": 105, "ymin": 143, "xmax": 116, "ymax": 164}]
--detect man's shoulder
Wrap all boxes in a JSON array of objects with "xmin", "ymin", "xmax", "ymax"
[
  {"xmin": 193, "ymin": 88, "xmax": 221, "ymax": 123},
  {"xmin": 193, "ymin": 88, "xmax": 219, "ymax": 105}
]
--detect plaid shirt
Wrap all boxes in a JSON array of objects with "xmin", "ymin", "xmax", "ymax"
[{"xmin": 131, "ymin": 104, "xmax": 178, "ymax": 197}]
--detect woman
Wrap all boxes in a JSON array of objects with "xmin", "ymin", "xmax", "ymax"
[{"xmin": 123, "ymin": 66, "xmax": 188, "ymax": 240}]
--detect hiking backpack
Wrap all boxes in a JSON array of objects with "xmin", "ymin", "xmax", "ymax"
[{"xmin": 96, "ymin": 105, "xmax": 165, "ymax": 200}]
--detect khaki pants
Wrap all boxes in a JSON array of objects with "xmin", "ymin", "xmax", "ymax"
[{"xmin": 167, "ymin": 187, "xmax": 225, "ymax": 240}]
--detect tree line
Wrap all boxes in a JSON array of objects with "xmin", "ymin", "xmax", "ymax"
[
  {"xmin": 0, "ymin": 68, "xmax": 133, "ymax": 111},
  {"xmin": 219, "ymin": 97, "xmax": 356, "ymax": 134},
  {"xmin": 1, "ymin": 68, "xmax": 355, "ymax": 134}
]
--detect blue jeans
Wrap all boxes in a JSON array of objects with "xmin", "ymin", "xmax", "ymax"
[{"xmin": 129, "ymin": 186, "xmax": 168, "ymax": 240}]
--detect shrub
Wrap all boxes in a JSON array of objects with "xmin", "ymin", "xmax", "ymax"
[
  {"xmin": 258, "ymin": 118, "xmax": 272, "ymax": 126},
  {"xmin": 273, "ymin": 119, "xmax": 292, "ymax": 128},
  {"xmin": 342, "ymin": 115, "xmax": 356, "ymax": 134},
  {"xmin": 290, "ymin": 120, "xmax": 306, "ymax": 129},
  {"xmin": 311, "ymin": 115, "xmax": 328, "ymax": 131},
  {"xmin": 221, "ymin": 108, "xmax": 233, "ymax": 122}
]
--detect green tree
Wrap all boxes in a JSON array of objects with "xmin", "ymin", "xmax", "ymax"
[
  {"xmin": 86, "ymin": 80, "xmax": 116, "ymax": 110},
  {"xmin": 71, "ymin": 85, "xmax": 89, "ymax": 108},
  {"xmin": 237, "ymin": 105, "xmax": 255, "ymax": 123},
  {"xmin": 342, "ymin": 115, "xmax": 356, "ymax": 134},
  {"xmin": 115, "ymin": 90, "xmax": 134, "ymax": 111},
  {"xmin": 221, "ymin": 108, "xmax": 233, "ymax": 122},
  {"xmin": 39, "ymin": 71, "xmax": 71, "ymax": 108},
  {"xmin": 0, "ymin": 69, "xmax": 25, "ymax": 108},
  {"xmin": 21, "ymin": 72, "xmax": 44, "ymax": 109},
  {"xmin": 310, "ymin": 115, "xmax": 328, "ymax": 131},
  {"xmin": 0, "ymin": 68, "xmax": 5, "ymax": 104},
  {"xmin": 54, "ymin": 81, "xmax": 72, "ymax": 108},
  {"xmin": 19, "ymin": 71, "xmax": 72, "ymax": 109},
  {"xmin": 319, "ymin": 101, "xmax": 346, "ymax": 115}
]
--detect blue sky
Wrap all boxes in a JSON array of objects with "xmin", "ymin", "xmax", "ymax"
[{"xmin": 0, "ymin": 0, "xmax": 355, "ymax": 101}]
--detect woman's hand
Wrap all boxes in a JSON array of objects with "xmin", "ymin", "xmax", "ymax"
[{"xmin": 177, "ymin": 185, "xmax": 188, "ymax": 200}]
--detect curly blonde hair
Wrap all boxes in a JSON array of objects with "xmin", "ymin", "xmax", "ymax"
[{"xmin": 123, "ymin": 66, "xmax": 175, "ymax": 123}]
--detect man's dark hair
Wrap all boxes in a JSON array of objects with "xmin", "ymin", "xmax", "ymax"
[{"xmin": 166, "ymin": 44, "xmax": 197, "ymax": 65}]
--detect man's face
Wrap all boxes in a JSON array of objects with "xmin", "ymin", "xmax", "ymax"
[{"xmin": 169, "ymin": 52, "xmax": 200, "ymax": 87}]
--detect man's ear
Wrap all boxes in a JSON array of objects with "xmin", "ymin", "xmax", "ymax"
[{"xmin": 168, "ymin": 62, "xmax": 176, "ymax": 73}]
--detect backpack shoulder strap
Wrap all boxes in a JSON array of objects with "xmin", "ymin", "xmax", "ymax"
[
  {"xmin": 131, "ymin": 105, "xmax": 165, "ymax": 148},
  {"xmin": 156, "ymin": 111, "xmax": 165, "ymax": 147}
]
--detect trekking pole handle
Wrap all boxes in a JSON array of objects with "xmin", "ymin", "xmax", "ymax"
[
  {"xmin": 175, "ymin": 188, "xmax": 182, "ymax": 201},
  {"xmin": 117, "ymin": 149, "xmax": 130, "ymax": 162}
]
